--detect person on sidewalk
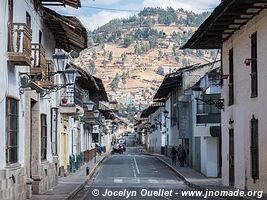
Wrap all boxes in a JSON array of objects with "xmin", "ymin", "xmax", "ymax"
[
  {"xmin": 170, "ymin": 147, "xmax": 178, "ymax": 166},
  {"xmin": 177, "ymin": 144, "xmax": 182, "ymax": 164},
  {"xmin": 178, "ymin": 146, "xmax": 186, "ymax": 167}
]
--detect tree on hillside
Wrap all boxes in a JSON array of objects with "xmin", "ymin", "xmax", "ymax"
[
  {"xmin": 121, "ymin": 52, "xmax": 127, "ymax": 62},
  {"xmin": 148, "ymin": 35, "xmax": 158, "ymax": 49},
  {"xmin": 158, "ymin": 50, "xmax": 164, "ymax": 60},
  {"xmin": 92, "ymin": 50, "xmax": 97, "ymax": 60},
  {"xmin": 108, "ymin": 51, "xmax": 113, "ymax": 61},
  {"xmin": 182, "ymin": 58, "xmax": 190, "ymax": 67},
  {"xmin": 121, "ymin": 72, "xmax": 127, "ymax": 84},
  {"xmin": 134, "ymin": 43, "xmax": 141, "ymax": 56},
  {"xmin": 111, "ymin": 73, "xmax": 120, "ymax": 91},
  {"xmin": 124, "ymin": 35, "xmax": 133, "ymax": 47},
  {"xmin": 89, "ymin": 61, "xmax": 96, "ymax": 74},
  {"xmin": 156, "ymin": 67, "xmax": 164, "ymax": 76},
  {"xmin": 175, "ymin": 56, "xmax": 180, "ymax": 63}
]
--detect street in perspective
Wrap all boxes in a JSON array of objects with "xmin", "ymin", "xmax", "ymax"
[{"xmin": 0, "ymin": 0, "xmax": 267, "ymax": 200}]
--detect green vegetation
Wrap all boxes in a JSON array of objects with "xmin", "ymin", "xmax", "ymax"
[
  {"xmin": 111, "ymin": 73, "xmax": 120, "ymax": 91},
  {"xmin": 91, "ymin": 7, "xmax": 210, "ymax": 48}
]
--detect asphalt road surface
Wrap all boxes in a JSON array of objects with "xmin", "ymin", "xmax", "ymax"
[{"xmin": 74, "ymin": 136, "xmax": 224, "ymax": 200}]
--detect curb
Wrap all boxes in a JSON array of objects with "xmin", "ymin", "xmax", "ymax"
[
  {"xmin": 155, "ymin": 155, "xmax": 255, "ymax": 200},
  {"xmin": 66, "ymin": 154, "xmax": 109, "ymax": 200}
]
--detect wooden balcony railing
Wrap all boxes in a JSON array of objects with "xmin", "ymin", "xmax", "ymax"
[
  {"xmin": 37, "ymin": 60, "xmax": 55, "ymax": 88},
  {"xmin": 8, "ymin": 23, "xmax": 32, "ymax": 66},
  {"xmin": 61, "ymin": 86, "xmax": 83, "ymax": 107},
  {"xmin": 31, "ymin": 43, "xmax": 46, "ymax": 74}
]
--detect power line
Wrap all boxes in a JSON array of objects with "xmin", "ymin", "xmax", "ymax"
[
  {"xmin": 81, "ymin": 5, "xmax": 140, "ymax": 12},
  {"xmin": 81, "ymin": 5, "xmax": 215, "ymax": 13}
]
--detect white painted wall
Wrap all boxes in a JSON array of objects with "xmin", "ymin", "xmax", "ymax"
[
  {"xmin": 222, "ymin": 9, "xmax": 267, "ymax": 191},
  {"xmin": 0, "ymin": 0, "xmax": 10, "ymax": 169}
]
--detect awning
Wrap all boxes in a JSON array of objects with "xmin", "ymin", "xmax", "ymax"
[
  {"xmin": 73, "ymin": 64, "xmax": 99, "ymax": 92},
  {"xmin": 93, "ymin": 76, "xmax": 109, "ymax": 102},
  {"xmin": 140, "ymin": 102, "xmax": 165, "ymax": 118},
  {"xmin": 43, "ymin": 7, "xmax": 87, "ymax": 52},
  {"xmin": 182, "ymin": 0, "xmax": 267, "ymax": 49},
  {"xmin": 153, "ymin": 73, "xmax": 182, "ymax": 101},
  {"xmin": 41, "ymin": 0, "xmax": 81, "ymax": 8}
]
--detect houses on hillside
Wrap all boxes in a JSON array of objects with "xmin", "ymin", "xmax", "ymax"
[{"xmin": 0, "ymin": 1, "xmax": 118, "ymax": 199}]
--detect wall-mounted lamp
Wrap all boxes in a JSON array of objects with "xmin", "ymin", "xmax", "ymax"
[
  {"xmin": 192, "ymin": 85, "xmax": 224, "ymax": 110},
  {"xmin": 19, "ymin": 51, "xmax": 76, "ymax": 97},
  {"xmin": 244, "ymin": 58, "xmax": 256, "ymax": 66}
]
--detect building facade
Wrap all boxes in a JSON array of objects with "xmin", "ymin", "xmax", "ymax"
[{"xmin": 183, "ymin": 0, "xmax": 267, "ymax": 192}]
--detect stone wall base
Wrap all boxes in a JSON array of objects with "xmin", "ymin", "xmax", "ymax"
[{"xmin": 0, "ymin": 166, "xmax": 26, "ymax": 200}]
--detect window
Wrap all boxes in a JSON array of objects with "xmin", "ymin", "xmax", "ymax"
[
  {"xmin": 250, "ymin": 115, "xmax": 259, "ymax": 181},
  {"xmin": 196, "ymin": 94, "xmax": 221, "ymax": 124},
  {"xmin": 6, "ymin": 98, "xmax": 19, "ymax": 164},
  {"xmin": 197, "ymin": 94, "xmax": 221, "ymax": 114},
  {"xmin": 41, "ymin": 114, "xmax": 47, "ymax": 160},
  {"xmin": 26, "ymin": 12, "xmax": 31, "ymax": 28},
  {"xmin": 39, "ymin": 30, "xmax": 42, "ymax": 44},
  {"xmin": 171, "ymin": 90, "xmax": 178, "ymax": 127},
  {"xmin": 51, "ymin": 108, "xmax": 58, "ymax": 155},
  {"xmin": 229, "ymin": 49, "xmax": 234, "ymax": 105},
  {"xmin": 251, "ymin": 32, "xmax": 258, "ymax": 98}
]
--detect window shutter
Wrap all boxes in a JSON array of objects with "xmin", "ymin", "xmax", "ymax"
[
  {"xmin": 250, "ymin": 116, "xmax": 259, "ymax": 181},
  {"xmin": 251, "ymin": 33, "xmax": 258, "ymax": 98}
]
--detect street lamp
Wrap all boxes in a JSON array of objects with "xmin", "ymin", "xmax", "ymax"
[
  {"xmin": 85, "ymin": 100, "xmax": 96, "ymax": 111},
  {"xmin": 53, "ymin": 50, "xmax": 69, "ymax": 72},
  {"xmin": 163, "ymin": 110, "xmax": 169, "ymax": 156},
  {"xmin": 192, "ymin": 85, "xmax": 224, "ymax": 110},
  {"xmin": 19, "ymin": 51, "xmax": 77, "ymax": 97},
  {"xmin": 93, "ymin": 110, "xmax": 100, "ymax": 118}
]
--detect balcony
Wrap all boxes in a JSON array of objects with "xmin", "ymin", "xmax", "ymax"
[
  {"xmin": 31, "ymin": 43, "xmax": 46, "ymax": 74},
  {"xmin": 59, "ymin": 86, "xmax": 83, "ymax": 114},
  {"xmin": 8, "ymin": 23, "xmax": 32, "ymax": 66}
]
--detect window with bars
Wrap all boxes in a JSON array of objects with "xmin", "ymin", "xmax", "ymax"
[
  {"xmin": 41, "ymin": 114, "xmax": 47, "ymax": 160},
  {"xmin": 250, "ymin": 115, "xmax": 259, "ymax": 181},
  {"xmin": 229, "ymin": 49, "xmax": 234, "ymax": 105},
  {"xmin": 251, "ymin": 32, "xmax": 258, "ymax": 98},
  {"xmin": 6, "ymin": 98, "xmax": 19, "ymax": 164}
]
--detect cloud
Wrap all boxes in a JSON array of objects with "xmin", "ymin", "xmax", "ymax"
[
  {"xmin": 82, "ymin": 0, "xmax": 123, "ymax": 6},
  {"xmin": 142, "ymin": 0, "xmax": 220, "ymax": 12},
  {"xmin": 79, "ymin": 11, "xmax": 133, "ymax": 30}
]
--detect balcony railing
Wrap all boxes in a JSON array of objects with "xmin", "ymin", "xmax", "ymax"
[
  {"xmin": 61, "ymin": 86, "xmax": 83, "ymax": 108},
  {"xmin": 31, "ymin": 43, "xmax": 46, "ymax": 74},
  {"xmin": 8, "ymin": 23, "xmax": 32, "ymax": 66}
]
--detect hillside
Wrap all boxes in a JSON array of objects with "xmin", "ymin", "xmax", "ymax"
[{"xmin": 74, "ymin": 7, "xmax": 218, "ymax": 120}]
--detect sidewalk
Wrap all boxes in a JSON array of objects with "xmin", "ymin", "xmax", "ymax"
[
  {"xmin": 146, "ymin": 152, "xmax": 265, "ymax": 200},
  {"xmin": 31, "ymin": 154, "xmax": 108, "ymax": 200}
]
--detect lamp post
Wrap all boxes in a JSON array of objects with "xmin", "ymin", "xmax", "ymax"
[
  {"xmin": 163, "ymin": 110, "xmax": 169, "ymax": 156},
  {"xmin": 191, "ymin": 85, "xmax": 224, "ymax": 110}
]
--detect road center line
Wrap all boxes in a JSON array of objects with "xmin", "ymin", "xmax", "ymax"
[{"xmin": 133, "ymin": 157, "xmax": 140, "ymax": 174}]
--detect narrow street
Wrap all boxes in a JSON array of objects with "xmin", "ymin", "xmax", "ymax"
[{"xmin": 73, "ymin": 136, "xmax": 224, "ymax": 200}]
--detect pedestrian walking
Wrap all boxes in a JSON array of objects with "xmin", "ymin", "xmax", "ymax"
[
  {"xmin": 178, "ymin": 146, "xmax": 186, "ymax": 167},
  {"xmin": 170, "ymin": 147, "xmax": 178, "ymax": 166}
]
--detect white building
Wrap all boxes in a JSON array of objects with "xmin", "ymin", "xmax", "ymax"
[
  {"xmin": 183, "ymin": 0, "xmax": 267, "ymax": 192},
  {"xmin": 0, "ymin": 0, "xmax": 87, "ymax": 199}
]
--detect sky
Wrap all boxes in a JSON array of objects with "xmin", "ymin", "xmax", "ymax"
[{"xmin": 54, "ymin": 0, "xmax": 221, "ymax": 31}]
